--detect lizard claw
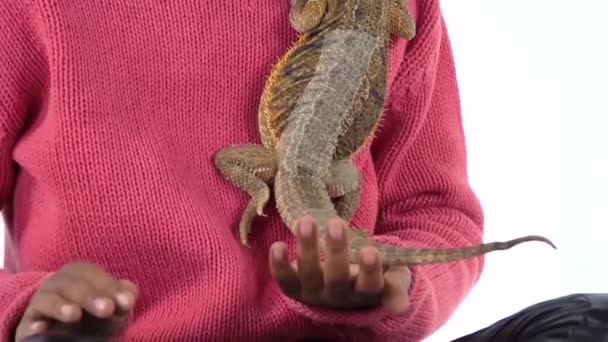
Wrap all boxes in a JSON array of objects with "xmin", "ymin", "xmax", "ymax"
[
  {"xmin": 238, "ymin": 189, "xmax": 270, "ymax": 247},
  {"xmin": 239, "ymin": 213, "xmax": 253, "ymax": 247},
  {"xmin": 239, "ymin": 220, "xmax": 252, "ymax": 248},
  {"xmin": 255, "ymin": 188, "xmax": 270, "ymax": 217},
  {"xmin": 239, "ymin": 207, "xmax": 255, "ymax": 247}
]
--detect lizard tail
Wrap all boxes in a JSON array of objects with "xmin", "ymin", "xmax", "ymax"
[
  {"xmin": 274, "ymin": 168, "xmax": 338, "ymax": 235},
  {"xmin": 349, "ymin": 232, "xmax": 557, "ymax": 267}
]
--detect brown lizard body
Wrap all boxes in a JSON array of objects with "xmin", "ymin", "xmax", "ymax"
[{"xmin": 214, "ymin": 0, "xmax": 556, "ymax": 266}]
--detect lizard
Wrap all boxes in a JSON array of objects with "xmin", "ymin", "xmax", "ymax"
[{"xmin": 213, "ymin": 0, "xmax": 556, "ymax": 266}]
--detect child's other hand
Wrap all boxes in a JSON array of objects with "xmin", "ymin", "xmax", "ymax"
[
  {"xmin": 14, "ymin": 262, "xmax": 139, "ymax": 342},
  {"xmin": 269, "ymin": 216, "xmax": 411, "ymax": 314}
]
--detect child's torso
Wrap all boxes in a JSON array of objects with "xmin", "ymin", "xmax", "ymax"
[{"xmin": 5, "ymin": 1, "xmax": 409, "ymax": 338}]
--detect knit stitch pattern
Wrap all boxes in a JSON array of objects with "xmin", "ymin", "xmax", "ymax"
[{"xmin": 0, "ymin": 1, "xmax": 484, "ymax": 340}]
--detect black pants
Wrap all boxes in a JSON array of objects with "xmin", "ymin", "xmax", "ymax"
[
  {"xmin": 452, "ymin": 293, "xmax": 608, "ymax": 341},
  {"xmin": 297, "ymin": 293, "xmax": 608, "ymax": 342},
  {"xmin": 25, "ymin": 293, "xmax": 608, "ymax": 342}
]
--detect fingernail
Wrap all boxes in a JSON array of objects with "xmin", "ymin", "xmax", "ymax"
[
  {"xmin": 299, "ymin": 221, "xmax": 313, "ymax": 238},
  {"xmin": 94, "ymin": 298, "xmax": 110, "ymax": 312},
  {"xmin": 362, "ymin": 251, "xmax": 376, "ymax": 266},
  {"xmin": 329, "ymin": 224, "xmax": 343, "ymax": 240},
  {"xmin": 31, "ymin": 321, "xmax": 45, "ymax": 332},
  {"xmin": 273, "ymin": 245, "xmax": 285, "ymax": 260},
  {"xmin": 61, "ymin": 304, "xmax": 77, "ymax": 317},
  {"xmin": 116, "ymin": 292, "xmax": 133, "ymax": 308}
]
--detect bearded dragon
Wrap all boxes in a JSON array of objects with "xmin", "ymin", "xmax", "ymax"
[{"xmin": 214, "ymin": 0, "xmax": 556, "ymax": 266}]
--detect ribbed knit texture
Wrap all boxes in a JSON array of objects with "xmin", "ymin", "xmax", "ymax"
[{"xmin": 0, "ymin": 1, "xmax": 484, "ymax": 341}]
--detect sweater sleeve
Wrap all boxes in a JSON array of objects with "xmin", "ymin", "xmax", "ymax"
[
  {"xmin": 281, "ymin": 3, "xmax": 485, "ymax": 340},
  {"xmin": 0, "ymin": 1, "xmax": 51, "ymax": 339}
]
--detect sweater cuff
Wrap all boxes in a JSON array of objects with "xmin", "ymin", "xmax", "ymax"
[
  {"xmin": 281, "ymin": 291, "xmax": 404, "ymax": 329},
  {"xmin": 0, "ymin": 271, "xmax": 51, "ymax": 340}
]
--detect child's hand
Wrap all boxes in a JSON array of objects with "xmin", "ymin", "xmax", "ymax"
[
  {"xmin": 14, "ymin": 262, "xmax": 139, "ymax": 342},
  {"xmin": 269, "ymin": 216, "xmax": 411, "ymax": 314}
]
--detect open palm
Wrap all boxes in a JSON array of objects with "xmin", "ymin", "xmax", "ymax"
[{"xmin": 270, "ymin": 216, "xmax": 411, "ymax": 314}]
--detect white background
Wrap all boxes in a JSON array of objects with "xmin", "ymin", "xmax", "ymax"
[
  {"xmin": 1, "ymin": 1, "xmax": 607, "ymax": 340},
  {"xmin": 425, "ymin": 0, "xmax": 608, "ymax": 340}
]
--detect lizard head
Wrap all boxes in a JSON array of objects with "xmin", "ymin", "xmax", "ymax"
[
  {"xmin": 290, "ymin": 0, "xmax": 403, "ymax": 38},
  {"xmin": 289, "ymin": 0, "xmax": 339, "ymax": 34}
]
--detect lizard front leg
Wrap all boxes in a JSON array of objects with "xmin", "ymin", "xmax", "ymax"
[
  {"xmin": 289, "ymin": 0, "xmax": 329, "ymax": 33},
  {"xmin": 326, "ymin": 159, "xmax": 362, "ymax": 222},
  {"xmin": 214, "ymin": 144, "xmax": 277, "ymax": 246}
]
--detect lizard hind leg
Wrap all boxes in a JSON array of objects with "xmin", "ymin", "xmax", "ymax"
[
  {"xmin": 289, "ymin": 0, "xmax": 329, "ymax": 33},
  {"xmin": 214, "ymin": 144, "xmax": 277, "ymax": 246},
  {"xmin": 389, "ymin": 0, "xmax": 416, "ymax": 40}
]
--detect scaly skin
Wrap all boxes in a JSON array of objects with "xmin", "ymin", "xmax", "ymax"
[{"xmin": 214, "ymin": 0, "xmax": 556, "ymax": 266}]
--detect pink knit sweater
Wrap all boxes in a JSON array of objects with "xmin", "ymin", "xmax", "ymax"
[{"xmin": 0, "ymin": 1, "xmax": 484, "ymax": 341}]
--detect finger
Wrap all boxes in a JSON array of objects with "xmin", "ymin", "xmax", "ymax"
[
  {"xmin": 381, "ymin": 266, "xmax": 412, "ymax": 315},
  {"xmin": 63, "ymin": 263, "xmax": 133, "ymax": 312},
  {"xmin": 295, "ymin": 216, "xmax": 324, "ymax": 302},
  {"xmin": 44, "ymin": 274, "xmax": 116, "ymax": 319},
  {"xmin": 269, "ymin": 241, "xmax": 301, "ymax": 298},
  {"xmin": 114, "ymin": 279, "xmax": 139, "ymax": 312},
  {"xmin": 21, "ymin": 290, "xmax": 82, "ymax": 323},
  {"xmin": 354, "ymin": 246, "xmax": 384, "ymax": 297},
  {"xmin": 14, "ymin": 320, "xmax": 48, "ymax": 342},
  {"xmin": 90, "ymin": 278, "xmax": 131, "ymax": 314},
  {"xmin": 323, "ymin": 218, "xmax": 353, "ymax": 301}
]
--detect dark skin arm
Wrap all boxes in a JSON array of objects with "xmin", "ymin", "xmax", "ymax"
[{"xmin": 270, "ymin": 216, "xmax": 411, "ymax": 313}]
